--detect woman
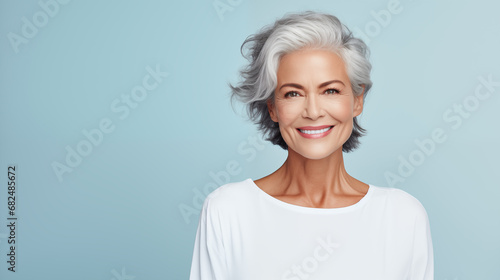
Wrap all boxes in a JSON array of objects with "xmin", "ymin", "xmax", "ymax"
[{"xmin": 189, "ymin": 10, "xmax": 434, "ymax": 280}]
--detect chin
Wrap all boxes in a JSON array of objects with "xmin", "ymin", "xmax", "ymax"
[{"xmin": 294, "ymin": 146, "xmax": 340, "ymax": 160}]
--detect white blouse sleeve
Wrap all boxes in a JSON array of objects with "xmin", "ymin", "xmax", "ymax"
[
  {"xmin": 410, "ymin": 203, "xmax": 434, "ymax": 280},
  {"xmin": 189, "ymin": 195, "xmax": 228, "ymax": 280}
]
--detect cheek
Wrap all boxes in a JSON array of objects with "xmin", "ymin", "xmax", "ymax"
[
  {"xmin": 275, "ymin": 103, "xmax": 301, "ymax": 125},
  {"xmin": 329, "ymin": 99, "xmax": 354, "ymax": 121}
]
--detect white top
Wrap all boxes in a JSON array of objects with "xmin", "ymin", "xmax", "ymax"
[{"xmin": 189, "ymin": 178, "xmax": 434, "ymax": 280}]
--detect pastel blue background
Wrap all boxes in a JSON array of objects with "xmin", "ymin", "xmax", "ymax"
[{"xmin": 0, "ymin": 0, "xmax": 499, "ymax": 279}]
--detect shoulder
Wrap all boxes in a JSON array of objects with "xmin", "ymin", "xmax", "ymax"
[
  {"xmin": 202, "ymin": 178, "xmax": 255, "ymax": 212},
  {"xmin": 369, "ymin": 185, "xmax": 430, "ymax": 219}
]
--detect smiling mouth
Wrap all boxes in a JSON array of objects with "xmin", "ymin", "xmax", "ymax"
[{"xmin": 297, "ymin": 126, "xmax": 334, "ymax": 134}]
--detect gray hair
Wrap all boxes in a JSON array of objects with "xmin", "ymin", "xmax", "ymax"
[{"xmin": 229, "ymin": 10, "xmax": 373, "ymax": 152}]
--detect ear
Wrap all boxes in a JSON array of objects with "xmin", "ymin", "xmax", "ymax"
[
  {"xmin": 267, "ymin": 99, "xmax": 278, "ymax": 122},
  {"xmin": 353, "ymin": 85, "xmax": 365, "ymax": 117}
]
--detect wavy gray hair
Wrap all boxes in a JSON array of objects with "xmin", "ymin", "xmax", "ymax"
[{"xmin": 229, "ymin": 10, "xmax": 373, "ymax": 152}]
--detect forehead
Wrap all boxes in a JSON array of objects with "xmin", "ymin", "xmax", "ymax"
[{"xmin": 277, "ymin": 48, "xmax": 349, "ymax": 83}]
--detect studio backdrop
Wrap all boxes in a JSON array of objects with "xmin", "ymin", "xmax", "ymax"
[{"xmin": 0, "ymin": 0, "xmax": 499, "ymax": 279}]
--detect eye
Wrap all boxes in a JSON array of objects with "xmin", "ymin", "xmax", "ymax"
[
  {"xmin": 284, "ymin": 91, "xmax": 300, "ymax": 98},
  {"xmin": 325, "ymin": 88, "xmax": 340, "ymax": 95}
]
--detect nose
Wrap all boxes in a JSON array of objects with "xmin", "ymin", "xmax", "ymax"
[{"xmin": 302, "ymin": 93, "xmax": 324, "ymax": 120}]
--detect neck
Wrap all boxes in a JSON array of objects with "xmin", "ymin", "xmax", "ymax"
[{"xmin": 274, "ymin": 147, "xmax": 363, "ymax": 198}]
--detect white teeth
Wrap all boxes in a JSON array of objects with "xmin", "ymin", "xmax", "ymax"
[{"xmin": 299, "ymin": 126, "xmax": 332, "ymax": 134}]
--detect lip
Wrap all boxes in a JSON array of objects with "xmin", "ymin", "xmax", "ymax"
[
  {"xmin": 296, "ymin": 125, "xmax": 334, "ymax": 139},
  {"xmin": 297, "ymin": 125, "xmax": 332, "ymax": 130}
]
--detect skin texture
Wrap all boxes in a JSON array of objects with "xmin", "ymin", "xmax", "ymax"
[{"xmin": 254, "ymin": 48, "xmax": 369, "ymax": 208}]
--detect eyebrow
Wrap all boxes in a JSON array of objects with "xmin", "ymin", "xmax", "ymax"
[{"xmin": 278, "ymin": 80, "xmax": 345, "ymax": 91}]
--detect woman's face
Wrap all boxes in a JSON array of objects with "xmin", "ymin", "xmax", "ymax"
[{"xmin": 268, "ymin": 48, "xmax": 364, "ymax": 160}]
